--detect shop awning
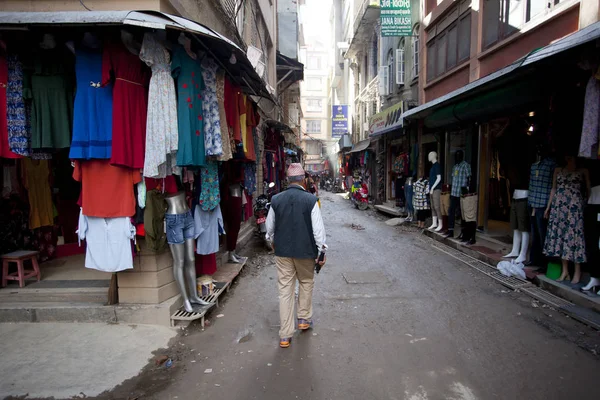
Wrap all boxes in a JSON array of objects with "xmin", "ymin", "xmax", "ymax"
[
  {"xmin": 403, "ymin": 21, "xmax": 600, "ymax": 123},
  {"xmin": 348, "ymin": 139, "xmax": 371, "ymax": 153},
  {"xmin": 0, "ymin": 10, "xmax": 273, "ymax": 100},
  {"xmin": 265, "ymin": 119, "xmax": 294, "ymax": 134}
]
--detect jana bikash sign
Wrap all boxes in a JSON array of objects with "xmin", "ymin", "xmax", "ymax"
[
  {"xmin": 381, "ymin": 0, "xmax": 412, "ymax": 37},
  {"xmin": 331, "ymin": 105, "xmax": 348, "ymax": 138}
]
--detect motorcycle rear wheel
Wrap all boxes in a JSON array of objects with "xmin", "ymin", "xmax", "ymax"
[{"xmin": 358, "ymin": 202, "xmax": 368, "ymax": 211}]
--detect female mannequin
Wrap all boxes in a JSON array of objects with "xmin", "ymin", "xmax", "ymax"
[
  {"xmin": 544, "ymin": 156, "xmax": 590, "ymax": 284},
  {"xmin": 583, "ymin": 185, "xmax": 600, "ymax": 294},
  {"xmin": 427, "ymin": 151, "xmax": 442, "ymax": 231},
  {"xmin": 165, "ymin": 192, "xmax": 212, "ymax": 312}
]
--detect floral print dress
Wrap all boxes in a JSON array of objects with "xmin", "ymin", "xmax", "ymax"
[
  {"xmin": 140, "ymin": 33, "xmax": 179, "ymax": 178},
  {"xmin": 201, "ymin": 57, "xmax": 223, "ymax": 157},
  {"xmin": 199, "ymin": 161, "xmax": 220, "ymax": 211},
  {"xmin": 544, "ymin": 169, "xmax": 587, "ymax": 263}
]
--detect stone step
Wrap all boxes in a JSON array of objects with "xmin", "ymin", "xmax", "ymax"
[
  {"xmin": 374, "ymin": 204, "xmax": 404, "ymax": 217},
  {"xmin": 0, "ymin": 302, "xmax": 115, "ymax": 323},
  {"xmin": 0, "ymin": 287, "xmax": 108, "ymax": 304}
]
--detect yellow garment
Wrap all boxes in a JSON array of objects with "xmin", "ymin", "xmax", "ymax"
[
  {"xmin": 240, "ymin": 95, "xmax": 248, "ymax": 152},
  {"xmin": 23, "ymin": 159, "xmax": 54, "ymax": 230}
]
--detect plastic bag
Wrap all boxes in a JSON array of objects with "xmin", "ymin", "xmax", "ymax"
[{"xmin": 497, "ymin": 260, "xmax": 526, "ymax": 280}]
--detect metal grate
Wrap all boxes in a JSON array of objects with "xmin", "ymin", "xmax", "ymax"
[
  {"xmin": 521, "ymin": 286, "xmax": 574, "ymax": 308},
  {"xmin": 487, "ymin": 271, "xmax": 531, "ymax": 290},
  {"xmin": 171, "ymin": 282, "xmax": 230, "ymax": 327}
]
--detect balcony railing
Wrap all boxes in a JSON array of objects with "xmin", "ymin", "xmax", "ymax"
[{"xmin": 356, "ymin": 76, "xmax": 379, "ymax": 103}]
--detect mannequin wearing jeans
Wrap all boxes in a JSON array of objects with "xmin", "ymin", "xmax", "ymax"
[
  {"xmin": 427, "ymin": 152, "xmax": 442, "ymax": 231},
  {"xmin": 166, "ymin": 192, "xmax": 212, "ymax": 313}
]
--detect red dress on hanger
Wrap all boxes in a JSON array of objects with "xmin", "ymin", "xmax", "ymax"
[{"xmin": 102, "ymin": 42, "xmax": 149, "ymax": 169}]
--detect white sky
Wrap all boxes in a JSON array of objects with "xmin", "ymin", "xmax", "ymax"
[{"xmin": 302, "ymin": 0, "xmax": 333, "ymax": 42}]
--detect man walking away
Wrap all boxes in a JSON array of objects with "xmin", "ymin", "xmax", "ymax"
[{"xmin": 266, "ymin": 163, "xmax": 327, "ymax": 348}]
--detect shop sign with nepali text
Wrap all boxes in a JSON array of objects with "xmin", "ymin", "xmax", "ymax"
[
  {"xmin": 332, "ymin": 105, "xmax": 349, "ymax": 138},
  {"xmin": 369, "ymin": 101, "xmax": 403, "ymax": 137},
  {"xmin": 381, "ymin": 0, "xmax": 412, "ymax": 37}
]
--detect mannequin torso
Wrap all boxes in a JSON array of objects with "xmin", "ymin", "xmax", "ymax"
[{"xmin": 166, "ymin": 192, "xmax": 189, "ymax": 215}]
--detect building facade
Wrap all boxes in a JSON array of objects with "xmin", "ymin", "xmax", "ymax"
[{"xmin": 406, "ymin": 0, "xmax": 600, "ymax": 239}]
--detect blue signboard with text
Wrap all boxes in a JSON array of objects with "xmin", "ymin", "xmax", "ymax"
[{"xmin": 332, "ymin": 105, "xmax": 348, "ymax": 138}]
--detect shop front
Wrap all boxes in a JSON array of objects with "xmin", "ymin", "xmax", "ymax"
[
  {"xmin": 404, "ymin": 22, "xmax": 600, "ymax": 286},
  {"xmin": 0, "ymin": 11, "xmax": 272, "ymax": 325}
]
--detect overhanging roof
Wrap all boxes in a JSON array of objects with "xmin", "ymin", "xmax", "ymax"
[
  {"xmin": 346, "ymin": 5, "xmax": 380, "ymax": 59},
  {"xmin": 348, "ymin": 139, "xmax": 371, "ymax": 153},
  {"xmin": 403, "ymin": 21, "xmax": 600, "ymax": 122},
  {"xmin": 277, "ymin": 51, "xmax": 304, "ymax": 84},
  {"xmin": 0, "ymin": 10, "xmax": 272, "ymax": 99}
]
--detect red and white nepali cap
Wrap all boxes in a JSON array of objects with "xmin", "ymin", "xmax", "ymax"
[{"xmin": 287, "ymin": 163, "xmax": 305, "ymax": 177}]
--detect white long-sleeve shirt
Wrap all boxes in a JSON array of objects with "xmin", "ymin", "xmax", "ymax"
[{"xmin": 265, "ymin": 186, "xmax": 326, "ymax": 253}]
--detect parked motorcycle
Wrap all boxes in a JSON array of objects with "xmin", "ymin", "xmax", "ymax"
[
  {"xmin": 332, "ymin": 177, "xmax": 343, "ymax": 193},
  {"xmin": 351, "ymin": 181, "xmax": 369, "ymax": 211},
  {"xmin": 254, "ymin": 182, "xmax": 276, "ymax": 249},
  {"xmin": 324, "ymin": 178, "xmax": 333, "ymax": 192}
]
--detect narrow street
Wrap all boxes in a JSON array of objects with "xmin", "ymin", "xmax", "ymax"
[{"xmin": 112, "ymin": 192, "xmax": 599, "ymax": 400}]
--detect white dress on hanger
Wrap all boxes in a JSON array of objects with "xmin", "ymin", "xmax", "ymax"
[{"xmin": 140, "ymin": 32, "xmax": 179, "ymax": 178}]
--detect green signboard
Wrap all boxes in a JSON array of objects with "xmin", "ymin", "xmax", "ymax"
[{"xmin": 380, "ymin": 0, "xmax": 412, "ymax": 37}]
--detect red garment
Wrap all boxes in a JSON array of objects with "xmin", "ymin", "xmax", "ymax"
[
  {"xmin": 73, "ymin": 160, "xmax": 142, "ymax": 217},
  {"xmin": 224, "ymin": 78, "xmax": 241, "ymax": 142},
  {"xmin": 102, "ymin": 42, "xmax": 149, "ymax": 169},
  {"xmin": 0, "ymin": 43, "xmax": 19, "ymax": 159},
  {"xmin": 144, "ymin": 175, "xmax": 179, "ymax": 194},
  {"xmin": 195, "ymin": 253, "xmax": 217, "ymax": 275}
]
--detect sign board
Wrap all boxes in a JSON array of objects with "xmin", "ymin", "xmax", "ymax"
[
  {"xmin": 380, "ymin": 0, "xmax": 412, "ymax": 37},
  {"xmin": 332, "ymin": 105, "xmax": 349, "ymax": 138},
  {"xmin": 369, "ymin": 101, "xmax": 403, "ymax": 137}
]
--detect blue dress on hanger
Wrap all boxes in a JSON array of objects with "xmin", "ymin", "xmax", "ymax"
[{"xmin": 69, "ymin": 46, "xmax": 113, "ymax": 159}]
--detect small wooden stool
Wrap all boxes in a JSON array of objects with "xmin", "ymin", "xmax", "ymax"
[{"xmin": 1, "ymin": 250, "xmax": 41, "ymax": 288}]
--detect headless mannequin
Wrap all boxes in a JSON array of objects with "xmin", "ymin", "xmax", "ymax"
[
  {"xmin": 227, "ymin": 183, "xmax": 247, "ymax": 264},
  {"xmin": 503, "ymin": 189, "xmax": 530, "ymax": 263},
  {"xmin": 583, "ymin": 185, "xmax": 600, "ymax": 294},
  {"xmin": 166, "ymin": 192, "xmax": 212, "ymax": 312},
  {"xmin": 428, "ymin": 151, "xmax": 442, "ymax": 231},
  {"xmin": 178, "ymin": 33, "xmax": 197, "ymax": 60},
  {"xmin": 545, "ymin": 156, "xmax": 590, "ymax": 284}
]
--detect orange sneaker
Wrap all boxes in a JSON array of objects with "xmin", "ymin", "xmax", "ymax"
[
  {"xmin": 298, "ymin": 319, "xmax": 313, "ymax": 330},
  {"xmin": 279, "ymin": 337, "xmax": 292, "ymax": 348}
]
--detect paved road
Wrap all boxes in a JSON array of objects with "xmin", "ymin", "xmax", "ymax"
[{"xmin": 113, "ymin": 191, "xmax": 599, "ymax": 400}]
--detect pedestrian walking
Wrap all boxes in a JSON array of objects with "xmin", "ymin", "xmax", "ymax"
[{"xmin": 266, "ymin": 163, "xmax": 327, "ymax": 348}]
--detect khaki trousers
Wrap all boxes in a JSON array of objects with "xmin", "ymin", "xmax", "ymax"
[
  {"xmin": 275, "ymin": 256, "xmax": 315, "ymax": 339},
  {"xmin": 430, "ymin": 189, "xmax": 442, "ymax": 218}
]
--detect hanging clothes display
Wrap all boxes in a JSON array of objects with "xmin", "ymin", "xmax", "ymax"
[
  {"xmin": 244, "ymin": 163, "xmax": 257, "ymax": 195},
  {"xmin": 578, "ymin": 75, "xmax": 600, "ymax": 158},
  {"xmin": 0, "ymin": 43, "xmax": 20, "ymax": 159},
  {"xmin": 6, "ymin": 55, "xmax": 50, "ymax": 159},
  {"xmin": 224, "ymin": 77, "xmax": 241, "ymax": 143},
  {"xmin": 139, "ymin": 33, "xmax": 179, "ymax": 178},
  {"xmin": 172, "ymin": 45, "xmax": 206, "ymax": 167},
  {"xmin": 199, "ymin": 161, "xmax": 220, "ymax": 211},
  {"xmin": 144, "ymin": 189, "xmax": 167, "ymax": 252},
  {"xmin": 244, "ymin": 102, "xmax": 258, "ymax": 161},
  {"xmin": 239, "ymin": 94, "xmax": 248, "ymax": 151},
  {"xmin": 22, "ymin": 159, "xmax": 54, "ymax": 230},
  {"xmin": 194, "ymin": 204, "xmax": 224, "ymax": 255},
  {"xmin": 26, "ymin": 47, "xmax": 74, "ymax": 150},
  {"xmin": 77, "ymin": 209, "xmax": 135, "ymax": 272},
  {"xmin": 73, "ymin": 160, "xmax": 141, "ymax": 218},
  {"xmin": 69, "ymin": 45, "xmax": 113, "ymax": 160},
  {"xmin": 216, "ymin": 71, "xmax": 233, "ymax": 161},
  {"xmin": 102, "ymin": 42, "xmax": 149, "ymax": 169},
  {"xmin": 201, "ymin": 56, "xmax": 223, "ymax": 157}
]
